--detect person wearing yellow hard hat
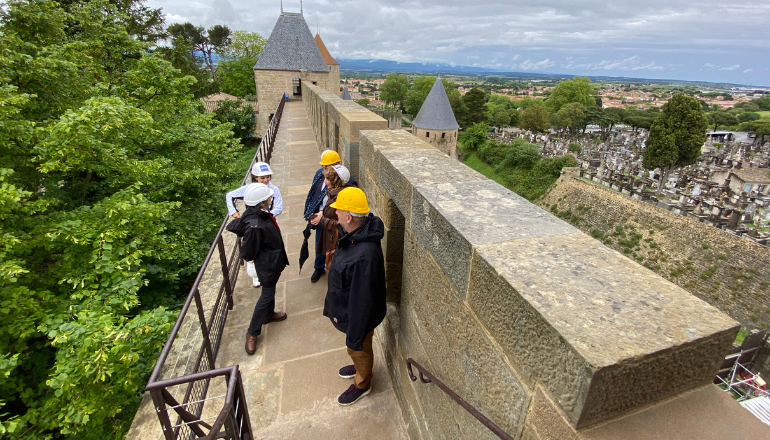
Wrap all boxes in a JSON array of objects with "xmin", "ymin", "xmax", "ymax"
[
  {"xmin": 321, "ymin": 187, "xmax": 386, "ymax": 406},
  {"xmin": 303, "ymin": 150, "xmax": 357, "ymax": 283},
  {"xmin": 309, "ymin": 164, "xmax": 356, "ymax": 268}
]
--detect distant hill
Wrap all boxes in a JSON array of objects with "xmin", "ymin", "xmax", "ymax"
[{"xmin": 338, "ymin": 58, "xmax": 755, "ymax": 88}]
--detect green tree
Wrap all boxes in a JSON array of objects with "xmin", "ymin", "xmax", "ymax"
[
  {"xmin": 519, "ymin": 105, "xmax": 551, "ymax": 133},
  {"xmin": 212, "ymin": 99, "xmax": 256, "ymax": 143},
  {"xmin": 218, "ymin": 57, "xmax": 259, "ymax": 97},
  {"xmin": 643, "ymin": 93, "xmax": 708, "ymax": 194},
  {"xmin": 355, "ymin": 98, "xmax": 371, "ymax": 106},
  {"xmin": 551, "ymin": 102, "xmax": 586, "ymax": 134},
  {"xmin": 738, "ymin": 112, "xmax": 760, "ymax": 123},
  {"xmin": 545, "ymin": 76, "xmax": 596, "ymax": 113},
  {"xmin": 0, "ymin": 1, "xmax": 242, "ymax": 437},
  {"xmin": 167, "ymin": 22, "xmax": 231, "ymax": 80},
  {"xmin": 458, "ymin": 122, "xmax": 489, "ymax": 152},
  {"xmin": 463, "ymin": 88, "xmax": 487, "ymax": 126},
  {"xmin": 568, "ymin": 142, "xmax": 583, "ymax": 154},
  {"xmin": 404, "ymin": 76, "xmax": 435, "ymax": 115},
  {"xmin": 379, "ymin": 73, "xmax": 408, "ymax": 109},
  {"xmin": 707, "ymin": 110, "xmax": 738, "ymax": 131},
  {"xmin": 494, "ymin": 108, "xmax": 511, "ymax": 127},
  {"xmin": 221, "ymin": 30, "xmax": 266, "ymax": 59}
]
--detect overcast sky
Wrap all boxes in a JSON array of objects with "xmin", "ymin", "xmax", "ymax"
[{"xmin": 147, "ymin": 0, "xmax": 770, "ymax": 85}]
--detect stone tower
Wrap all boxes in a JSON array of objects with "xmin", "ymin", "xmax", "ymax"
[
  {"xmin": 253, "ymin": 12, "xmax": 339, "ymax": 132},
  {"xmin": 314, "ymin": 33, "xmax": 340, "ymax": 94},
  {"xmin": 411, "ymin": 77, "xmax": 460, "ymax": 158}
]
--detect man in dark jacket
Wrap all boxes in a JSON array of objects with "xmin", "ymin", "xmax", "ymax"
[
  {"xmin": 227, "ymin": 183, "xmax": 289, "ymax": 355},
  {"xmin": 303, "ymin": 150, "xmax": 357, "ymax": 283},
  {"xmin": 323, "ymin": 187, "xmax": 386, "ymax": 406}
]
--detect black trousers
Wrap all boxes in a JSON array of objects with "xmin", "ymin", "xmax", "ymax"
[{"xmin": 247, "ymin": 283, "xmax": 277, "ymax": 336}]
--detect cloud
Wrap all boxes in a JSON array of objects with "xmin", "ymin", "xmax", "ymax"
[
  {"xmin": 743, "ymin": 69, "xmax": 754, "ymax": 73},
  {"xmin": 146, "ymin": 0, "xmax": 770, "ymax": 84},
  {"xmin": 565, "ymin": 56, "xmax": 664, "ymax": 71},
  {"xmin": 518, "ymin": 58, "xmax": 556, "ymax": 70}
]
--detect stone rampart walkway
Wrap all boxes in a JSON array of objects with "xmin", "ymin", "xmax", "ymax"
[
  {"xmin": 127, "ymin": 101, "xmax": 407, "ymax": 439},
  {"xmin": 219, "ymin": 101, "xmax": 408, "ymax": 438}
]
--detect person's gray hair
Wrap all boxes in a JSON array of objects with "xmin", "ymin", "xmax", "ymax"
[
  {"xmin": 350, "ymin": 211, "xmax": 368, "ymax": 217},
  {"xmin": 257, "ymin": 199, "xmax": 271, "ymax": 211}
]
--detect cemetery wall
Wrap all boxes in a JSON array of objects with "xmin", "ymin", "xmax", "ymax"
[
  {"xmin": 297, "ymin": 82, "xmax": 770, "ymax": 440},
  {"xmin": 540, "ymin": 168, "xmax": 770, "ymax": 331}
]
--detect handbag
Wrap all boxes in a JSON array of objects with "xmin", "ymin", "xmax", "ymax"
[
  {"xmin": 324, "ymin": 227, "xmax": 340, "ymax": 270},
  {"xmin": 247, "ymin": 261, "xmax": 257, "ymax": 278}
]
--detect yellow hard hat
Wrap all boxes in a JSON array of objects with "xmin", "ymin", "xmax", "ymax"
[
  {"xmin": 320, "ymin": 150, "xmax": 341, "ymax": 165},
  {"xmin": 330, "ymin": 187, "xmax": 370, "ymax": 214}
]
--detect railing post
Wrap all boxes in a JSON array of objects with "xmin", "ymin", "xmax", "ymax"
[
  {"xmin": 217, "ymin": 235, "xmax": 234, "ymax": 310},
  {"xmin": 150, "ymin": 388, "xmax": 175, "ymax": 440},
  {"xmin": 236, "ymin": 369, "xmax": 254, "ymax": 440},
  {"xmin": 194, "ymin": 290, "xmax": 216, "ymax": 370}
]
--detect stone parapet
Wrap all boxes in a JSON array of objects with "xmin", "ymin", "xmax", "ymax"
[{"xmin": 300, "ymin": 83, "xmax": 765, "ymax": 439}]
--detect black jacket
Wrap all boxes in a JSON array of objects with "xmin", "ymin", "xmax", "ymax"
[
  {"xmin": 323, "ymin": 214, "xmax": 386, "ymax": 351},
  {"xmin": 226, "ymin": 207, "xmax": 289, "ymax": 286}
]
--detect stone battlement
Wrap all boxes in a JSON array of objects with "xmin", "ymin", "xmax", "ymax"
[{"xmin": 301, "ymin": 82, "xmax": 770, "ymax": 439}]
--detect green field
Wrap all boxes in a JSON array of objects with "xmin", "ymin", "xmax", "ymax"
[{"xmin": 757, "ymin": 111, "xmax": 770, "ymax": 118}]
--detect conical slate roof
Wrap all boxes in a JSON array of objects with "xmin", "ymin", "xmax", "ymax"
[
  {"xmin": 254, "ymin": 13, "xmax": 330, "ymax": 72},
  {"xmin": 412, "ymin": 77, "xmax": 459, "ymax": 130},
  {"xmin": 315, "ymin": 34, "xmax": 339, "ymax": 66},
  {"xmin": 341, "ymin": 88, "xmax": 352, "ymax": 100}
]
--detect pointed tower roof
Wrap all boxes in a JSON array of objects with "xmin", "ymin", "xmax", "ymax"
[
  {"xmin": 254, "ymin": 12, "xmax": 330, "ymax": 72},
  {"xmin": 412, "ymin": 77, "xmax": 459, "ymax": 130},
  {"xmin": 341, "ymin": 88, "xmax": 352, "ymax": 100},
  {"xmin": 315, "ymin": 34, "xmax": 339, "ymax": 66}
]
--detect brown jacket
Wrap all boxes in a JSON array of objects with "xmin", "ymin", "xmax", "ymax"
[{"xmin": 316, "ymin": 183, "xmax": 357, "ymax": 256}]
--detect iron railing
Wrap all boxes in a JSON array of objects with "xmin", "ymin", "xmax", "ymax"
[
  {"xmin": 406, "ymin": 358, "xmax": 514, "ymax": 440},
  {"xmin": 144, "ymin": 97, "xmax": 285, "ymax": 440}
]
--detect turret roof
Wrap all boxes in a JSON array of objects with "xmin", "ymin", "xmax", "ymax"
[
  {"xmin": 314, "ymin": 34, "xmax": 339, "ymax": 66},
  {"xmin": 412, "ymin": 77, "xmax": 459, "ymax": 130},
  {"xmin": 254, "ymin": 13, "xmax": 330, "ymax": 72},
  {"xmin": 341, "ymin": 88, "xmax": 352, "ymax": 100}
]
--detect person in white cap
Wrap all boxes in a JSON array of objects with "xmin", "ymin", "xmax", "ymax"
[
  {"xmin": 309, "ymin": 165, "xmax": 356, "ymax": 266},
  {"xmin": 225, "ymin": 162, "xmax": 283, "ymax": 287},
  {"xmin": 225, "ymin": 183, "xmax": 289, "ymax": 355},
  {"xmin": 226, "ymin": 162, "xmax": 283, "ymax": 219}
]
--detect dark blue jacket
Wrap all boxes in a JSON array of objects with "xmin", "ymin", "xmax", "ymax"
[{"xmin": 323, "ymin": 214, "xmax": 386, "ymax": 351}]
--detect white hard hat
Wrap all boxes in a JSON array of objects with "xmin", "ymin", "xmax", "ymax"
[
  {"xmin": 332, "ymin": 164, "xmax": 350, "ymax": 184},
  {"xmin": 243, "ymin": 183, "xmax": 274, "ymax": 206},
  {"xmin": 251, "ymin": 162, "xmax": 272, "ymax": 177}
]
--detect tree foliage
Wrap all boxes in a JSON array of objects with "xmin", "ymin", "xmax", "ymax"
[
  {"xmin": 221, "ymin": 30, "xmax": 266, "ymax": 59},
  {"xmin": 643, "ymin": 93, "xmax": 708, "ymax": 193},
  {"xmin": 167, "ymin": 22, "xmax": 231, "ymax": 80},
  {"xmin": 379, "ymin": 73, "xmax": 408, "ymax": 109},
  {"xmin": 0, "ymin": 1, "xmax": 243, "ymax": 437},
  {"xmin": 519, "ymin": 105, "xmax": 550, "ymax": 133},
  {"xmin": 545, "ymin": 76, "xmax": 596, "ymax": 113},
  {"xmin": 218, "ymin": 57, "xmax": 259, "ymax": 97},
  {"xmin": 461, "ymin": 87, "xmax": 487, "ymax": 126}
]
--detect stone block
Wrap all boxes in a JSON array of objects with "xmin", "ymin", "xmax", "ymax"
[
  {"xmin": 411, "ymin": 180, "xmax": 577, "ymax": 298},
  {"xmin": 467, "ymin": 233, "xmax": 739, "ymax": 428},
  {"xmin": 359, "ymin": 130, "xmax": 433, "ymax": 184},
  {"xmin": 401, "ymin": 228, "xmax": 531, "ymax": 438},
  {"xmin": 341, "ymin": 112, "xmax": 388, "ymax": 143},
  {"xmin": 380, "ymin": 148, "xmax": 485, "ymax": 226},
  {"xmin": 524, "ymin": 387, "xmax": 579, "ymax": 440}
]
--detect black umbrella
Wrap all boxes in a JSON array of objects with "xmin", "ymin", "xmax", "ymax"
[{"xmin": 298, "ymin": 223, "xmax": 312, "ymax": 273}]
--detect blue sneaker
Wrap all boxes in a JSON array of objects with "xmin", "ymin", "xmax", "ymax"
[
  {"xmin": 338, "ymin": 384, "xmax": 370, "ymax": 406},
  {"xmin": 338, "ymin": 365, "xmax": 356, "ymax": 379}
]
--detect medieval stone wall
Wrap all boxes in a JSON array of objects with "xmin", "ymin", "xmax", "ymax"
[
  {"xmin": 539, "ymin": 168, "xmax": 770, "ymax": 331},
  {"xmin": 254, "ymin": 69, "xmax": 335, "ymax": 133},
  {"xmin": 300, "ymin": 83, "xmax": 768, "ymax": 440}
]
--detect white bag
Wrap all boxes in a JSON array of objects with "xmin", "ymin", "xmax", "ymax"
[{"xmin": 247, "ymin": 261, "xmax": 257, "ymax": 278}]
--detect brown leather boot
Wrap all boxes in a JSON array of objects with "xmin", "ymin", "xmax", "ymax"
[
  {"xmin": 262, "ymin": 311, "xmax": 287, "ymax": 324},
  {"xmin": 245, "ymin": 333, "xmax": 258, "ymax": 355}
]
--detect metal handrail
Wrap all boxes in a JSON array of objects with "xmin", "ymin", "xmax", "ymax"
[
  {"xmin": 144, "ymin": 97, "xmax": 285, "ymax": 440},
  {"xmin": 406, "ymin": 358, "xmax": 514, "ymax": 440}
]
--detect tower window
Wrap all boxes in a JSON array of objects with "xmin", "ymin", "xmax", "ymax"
[
  {"xmin": 426, "ymin": 132, "xmax": 430, "ymax": 137},
  {"xmin": 442, "ymin": 132, "xmax": 445, "ymax": 139}
]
